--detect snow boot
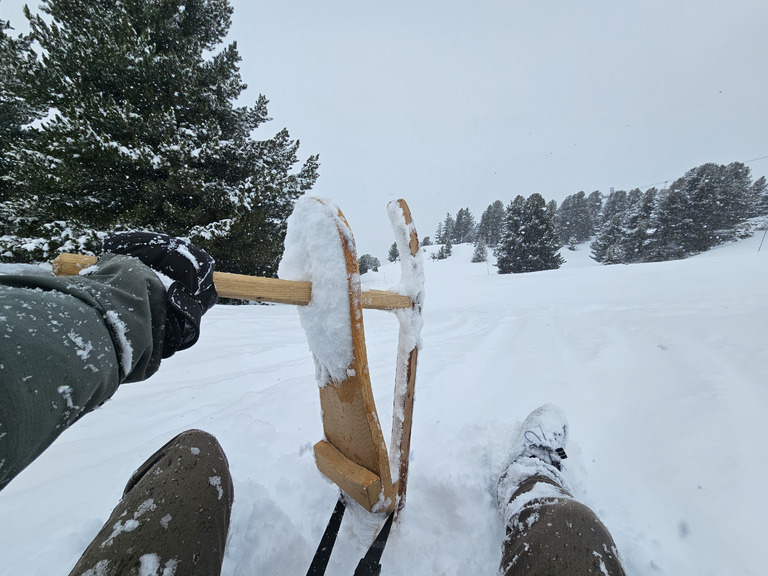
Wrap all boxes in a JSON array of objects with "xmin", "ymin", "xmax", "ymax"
[
  {"xmin": 496, "ymin": 403, "xmax": 570, "ymax": 514},
  {"xmin": 496, "ymin": 404, "xmax": 626, "ymax": 576}
]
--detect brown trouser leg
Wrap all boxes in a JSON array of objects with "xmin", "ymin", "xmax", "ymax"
[
  {"xmin": 69, "ymin": 430, "xmax": 233, "ymax": 576},
  {"xmin": 500, "ymin": 474, "xmax": 626, "ymax": 576}
]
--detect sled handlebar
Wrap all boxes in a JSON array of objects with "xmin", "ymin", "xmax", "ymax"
[{"xmin": 52, "ymin": 253, "xmax": 413, "ymax": 310}]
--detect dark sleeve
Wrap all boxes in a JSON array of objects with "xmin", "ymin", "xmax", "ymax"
[{"xmin": 0, "ymin": 255, "xmax": 167, "ymax": 490}]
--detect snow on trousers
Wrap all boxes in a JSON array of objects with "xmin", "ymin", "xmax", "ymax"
[
  {"xmin": 499, "ymin": 473, "xmax": 626, "ymax": 576},
  {"xmin": 68, "ymin": 429, "xmax": 233, "ymax": 576},
  {"xmin": 0, "ymin": 257, "xmax": 233, "ymax": 575}
]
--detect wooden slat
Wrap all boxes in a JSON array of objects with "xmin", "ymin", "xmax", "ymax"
[
  {"xmin": 52, "ymin": 253, "xmax": 412, "ymax": 309},
  {"xmin": 314, "ymin": 201, "xmax": 395, "ymax": 513},
  {"xmin": 213, "ymin": 272, "xmax": 311, "ymax": 305},
  {"xmin": 360, "ymin": 289, "xmax": 412, "ymax": 311},
  {"xmin": 314, "ymin": 441, "xmax": 384, "ymax": 512}
]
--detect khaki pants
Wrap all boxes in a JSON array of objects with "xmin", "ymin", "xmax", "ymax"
[
  {"xmin": 69, "ymin": 434, "xmax": 624, "ymax": 576},
  {"xmin": 68, "ymin": 430, "xmax": 233, "ymax": 576},
  {"xmin": 500, "ymin": 473, "xmax": 626, "ymax": 576}
]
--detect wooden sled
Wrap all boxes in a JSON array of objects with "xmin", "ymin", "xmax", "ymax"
[{"xmin": 53, "ymin": 197, "xmax": 424, "ymax": 517}]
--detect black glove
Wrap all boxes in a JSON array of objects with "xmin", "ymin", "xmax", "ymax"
[{"xmin": 102, "ymin": 232, "xmax": 217, "ymax": 358}]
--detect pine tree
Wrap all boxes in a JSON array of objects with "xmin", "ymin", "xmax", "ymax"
[
  {"xmin": 358, "ymin": 254, "xmax": 381, "ymax": 274},
  {"xmin": 590, "ymin": 216, "xmax": 626, "ymax": 264},
  {"xmin": 495, "ymin": 195, "xmax": 525, "ymax": 274},
  {"xmin": 388, "ymin": 241, "xmax": 399, "ymax": 262},
  {"xmin": 0, "ymin": 19, "xmax": 43, "ymax": 216},
  {"xmin": 434, "ymin": 236, "xmax": 452, "ymax": 260},
  {"xmin": 590, "ymin": 189, "xmax": 638, "ymax": 264},
  {"xmin": 0, "ymin": 21, "xmax": 31, "ymax": 164},
  {"xmin": 444, "ymin": 236, "xmax": 453, "ymax": 257},
  {"xmin": 556, "ymin": 191, "xmax": 592, "ymax": 245},
  {"xmin": 619, "ymin": 188, "xmax": 657, "ymax": 262},
  {"xmin": 654, "ymin": 162, "xmax": 759, "ymax": 257},
  {"xmin": 600, "ymin": 189, "xmax": 628, "ymax": 227},
  {"xmin": 452, "ymin": 207, "xmax": 476, "ymax": 243},
  {"xmin": 516, "ymin": 193, "xmax": 564, "ymax": 272},
  {"xmin": 751, "ymin": 176, "xmax": 768, "ymax": 217},
  {"xmin": 441, "ymin": 213, "xmax": 455, "ymax": 245},
  {"xmin": 719, "ymin": 162, "xmax": 752, "ymax": 228},
  {"xmin": 434, "ymin": 222, "xmax": 444, "ymax": 244},
  {"xmin": 476, "ymin": 200, "xmax": 505, "ymax": 247},
  {"xmin": 546, "ymin": 199, "xmax": 558, "ymax": 220},
  {"xmin": 643, "ymin": 189, "xmax": 693, "ymax": 262},
  {"xmin": 668, "ymin": 163, "xmax": 738, "ymax": 252},
  {"xmin": 586, "ymin": 190, "xmax": 603, "ymax": 228},
  {"xmin": 2, "ymin": 0, "xmax": 318, "ymax": 274},
  {"xmin": 471, "ymin": 236, "xmax": 488, "ymax": 262},
  {"xmin": 496, "ymin": 194, "xmax": 562, "ymax": 274}
]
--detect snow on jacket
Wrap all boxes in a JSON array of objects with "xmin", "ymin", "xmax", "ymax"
[{"xmin": 0, "ymin": 254, "xmax": 167, "ymax": 490}]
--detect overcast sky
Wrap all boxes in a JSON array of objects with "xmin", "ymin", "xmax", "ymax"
[{"xmin": 3, "ymin": 0, "xmax": 767, "ymax": 256}]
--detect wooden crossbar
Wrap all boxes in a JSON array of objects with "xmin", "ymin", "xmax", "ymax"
[{"xmin": 52, "ymin": 253, "xmax": 413, "ymax": 310}]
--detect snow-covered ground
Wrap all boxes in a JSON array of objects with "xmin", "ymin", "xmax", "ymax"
[{"xmin": 1, "ymin": 233, "xmax": 766, "ymax": 576}]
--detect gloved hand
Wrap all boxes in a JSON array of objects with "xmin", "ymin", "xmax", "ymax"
[{"xmin": 102, "ymin": 232, "xmax": 217, "ymax": 357}]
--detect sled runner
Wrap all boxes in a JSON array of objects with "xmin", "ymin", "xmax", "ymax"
[{"xmin": 53, "ymin": 197, "xmax": 424, "ymax": 518}]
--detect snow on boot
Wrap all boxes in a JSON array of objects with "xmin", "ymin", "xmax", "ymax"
[
  {"xmin": 510, "ymin": 402, "xmax": 568, "ymax": 470},
  {"xmin": 496, "ymin": 403, "xmax": 572, "ymax": 523}
]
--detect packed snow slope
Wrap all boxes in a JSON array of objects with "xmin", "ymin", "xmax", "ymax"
[{"xmin": 1, "ymin": 235, "xmax": 766, "ymax": 576}]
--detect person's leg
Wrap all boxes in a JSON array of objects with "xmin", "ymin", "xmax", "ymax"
[
  {"xmin": 497, "ymin": 405, "xmax": 626, "ymax": 576},
  {"xmin": 68, "ymin": 429, "xmax": 234, "ymax": 576}
]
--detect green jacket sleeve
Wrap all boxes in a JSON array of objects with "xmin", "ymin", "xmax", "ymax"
[{"xmin": 0, "ymin": 255, "xmax": 167, "ymax": 490}]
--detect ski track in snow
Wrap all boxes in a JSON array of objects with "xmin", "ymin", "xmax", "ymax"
[{"xmin": 0, "ymin": 238, "xmax": 766, "ymax": 575}]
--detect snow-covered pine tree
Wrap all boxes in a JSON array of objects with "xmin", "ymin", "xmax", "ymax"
[
  {"xmin": 652, "ymin": 162, "xmax": 760, "ymax": 258},
  {"xmin": 556, "ymin": 191, "xmax": 592, "ymax": 245},
  {"xmin": 496, "ymin": 194, "xmax": 563, "ymax": 274},
  {"xmin": 586, "ymin": 190, "xmax": 603, "ymax": 229},
  {"xmin": 2, "ymin": 0, "xmax": 318, "ymax": 275},
  {"xmin": 668, "ymin": 163, "xmax": 741, "ymax": 253},
  {"xmin": 643, "ymin": 189, "xmax": 693, "ymax": 262},
  {"xmin": 443, "ymin": 236, "xmax": 453, "ymax": 257},
  {"xmin": 590, "ymin": 189, "xmax": 630, "ymax": 264},
  {"xmin": 388, "ymin": 241, "xmax": 399, "ymax": 262},
  {"xmin": 618, "ymin": 188, "xmax": 658, "ymax": 263},
  {"xmin": 516, "ymin": 193, "xmax": 564, "ymax": 272},
  {"xmin": 476, "ymin": 200, "xmax": 504, "ymax": 247},
  {"xmin": 434, "ymin": 222, "xmax": 444, "ymax": 244},
  {"xmin": 452, "ymin": 207, "xmax": 476, "ymax": 244},
  {"xmin": 358, "ymin": 254, "xmax": 381, "ymax": 274},
  {"xmin": 590, "ymin": 216, "xmax": 625, "ymax": 264},
  {"xmin": 547, "ymin": 199, "xmax": 557, "ymax": 219},
  {"xmin": 750, "ymin": 176, "xmax": 768, "ymax": 217},
  {"xmin": 0, "ymin": 18, "xmax": 44, "ymax": 247},
  {"xmin": 471, "ymin": 236, "xmax": 487, "ymax": 262},
  {"xmin": 599, "ymin": 189, "xmax": 628, "ymax": 228},
  {"xmin": 441, "ymin": 213, "xmax": 455, "ymax": 245},
  {"xmin": 719, "ymin": 162, "xmax": 754, "ymax": 232},
  {"xmin": 495, "ymin": 195, "xmax": 525, "ymax": 274}
]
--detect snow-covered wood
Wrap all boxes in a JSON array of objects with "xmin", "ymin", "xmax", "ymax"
[
  {"xmin": 386, "ymin": 199, "xmax": 425, "ymax": 516},
  {"xmin": 278, "ymin": 195, "xmax": 398, "ymax": 513}
]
